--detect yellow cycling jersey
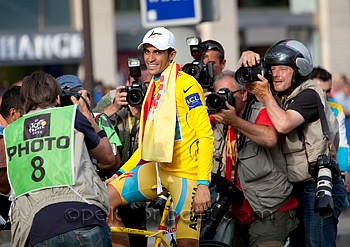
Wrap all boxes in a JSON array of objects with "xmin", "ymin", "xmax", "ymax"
[{"xmin": 120, "ymin": 71, "xmax": 214, "ymax": 182}]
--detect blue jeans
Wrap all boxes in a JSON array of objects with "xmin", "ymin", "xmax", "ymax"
[
  {"xmin": 290, "ymin": 178, "xmax": 346, "ymax": 247},
  {"xmin": 33, "ymin": 221, "xmax": 112, "ymax": 247}
]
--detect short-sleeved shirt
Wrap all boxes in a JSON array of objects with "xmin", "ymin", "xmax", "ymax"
[
  {"xmin": 286, "ymin": 89, "xmax": 321, "ymax": 124},
  {"xmin": 75, "ymin": 110, "xmax": 100, "ymax": 150}
]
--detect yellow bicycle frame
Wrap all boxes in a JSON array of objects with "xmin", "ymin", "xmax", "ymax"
[{"xmin": 110, "ymin": 195, "xmax": 173, "ymax": 247}]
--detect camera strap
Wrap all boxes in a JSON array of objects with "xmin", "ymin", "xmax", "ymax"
[
  {"xmin": 296, "ymin": 89, "xmax": 333, "ymax": 166},
  {"xmin": 128, "ymin": 119, "xmax": 139, "ymax": 157},
  {"xmin": 215, "ymin": 124, "xmax": 227, "ymax": 176},
  {"xmin": 237, "ymin": 96, "xmax": 257, "ymax": 153}
]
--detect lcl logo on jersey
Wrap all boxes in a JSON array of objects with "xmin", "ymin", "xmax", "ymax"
[{"xmin": 185, "ymin": 93, "xmax": 202, "ymax": 110}]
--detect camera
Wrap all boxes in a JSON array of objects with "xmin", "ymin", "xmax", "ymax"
[
  {"xmin": 311, "ymin": 154, "xmax": 341, "ymax": 218},
  {"xmin": 182, "ymin": 37, "xmax": 214, "ymax": 89},
  {"xmin": 120, "ymin": 57, "xmax": 147, "ymax": 107},
  {"xmin": 235, "ymin": 58, "xmax": 270, "ymax": 86},
  {"xmin": 206, "ymin": 87, "xmax": 236, "ymax": 114},
  {"xmin": 60, "ymin": 87, "xmax": 90, "ymax": 107},
  {"xmin": 200, "ymin": 173, "xmax": 244, "ymax": 240},
  {"xmin": 120, "ymin": 82, "xmax": 147, "ymax": 107}
]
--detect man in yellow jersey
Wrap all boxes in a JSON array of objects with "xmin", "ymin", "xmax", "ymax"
[{"xmin": 107, "ymin": 27, "xmax": 214, "ymax": 247}]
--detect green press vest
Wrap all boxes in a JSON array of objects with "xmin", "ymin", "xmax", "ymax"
[
  {"xmin": 237, "ymin": 102, "xmax": 293, "ymax": 218},
  {"xmin": 6, "ymin": 107, "xmax": 110, "ymax": 247},
  {"xmin": 282, "ymin": 80, "xmax": 339, "ymax": 183},
  {"xmin": 5, "ymin": 106, "xmax": 76, "ymax": 197}
]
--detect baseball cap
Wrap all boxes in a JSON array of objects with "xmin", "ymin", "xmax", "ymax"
[
  {"xmin": 137, "ymin": 27, "xmax": 176, "ymax": 51},
  {"xmin": 56, "ymin": 75, "xmax": 85, "ymax": 89}
]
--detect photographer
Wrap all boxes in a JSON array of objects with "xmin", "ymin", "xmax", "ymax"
[
  {"xmin": 0, "ymin": 86, "xmax": 24, "ymax": 231},
  {"xmin": 311, "ymin": 67, "xmax": 350, "ymax": 193},
  {"xmin": 5, "ymin": 71, "xmax": 115, "ymax": 247},
  {"xmin": 207, "ymin": 70, "xmax": 297, "ymax": 247},
  {"xmin": 93, "ymin": 63, "xmax": 151, "ymax": 163},
  {"xmin": 56, "ymin": 74, "xmax": 121, "ymax": 174},
  {"xmin": 242, "ymin": 40, "xmax": 346, "ymax": 247},
  {"xmin": 202, "ymin": 40, "xmax": 226, "ymax": 79}
]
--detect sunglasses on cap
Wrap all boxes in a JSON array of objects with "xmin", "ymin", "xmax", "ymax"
[{"xmin": 204, "ymin": 44, "xmax": 224, "ymax": 57}]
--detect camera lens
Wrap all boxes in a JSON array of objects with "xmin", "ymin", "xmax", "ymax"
[
  {"xmin": 314, "ymin": 167, "xmax": 334, "ymax": 218},
  {"xmin": 206, "ymin": 94, "xmax": 225, "ymax": 111},
  {"xmin": 235, "ymin": 67, "xmax": 253, "ymax": 86},
  {"xmin": 126, "ymin": 89, "xmax": 143, "ymax": 107},
  {"xmin": 183, "ymin": 64, "xmax": 201, "ymax": 80},
  {"xmin": 235, "ymin": 59, "xmax": 270, "ymax": 86}
]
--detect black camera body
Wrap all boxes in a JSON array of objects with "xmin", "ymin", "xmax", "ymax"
[
  {"xmin": 120, "ymin": 57, "xmax": 147, "ymax": 107},
  {"xmin": 61, "ymin": 88, "xmax": 81, "ymax": 107},
  {"xmin": 120, "ymin": 82, "xmax": 147, "ymax": 107},
  {"xmin": 182, "ymin": 61, "xmax": 214, "ymax": 90},
  {"xmin": 182, "ymin": 37, "xmax": 214, "ymax": 89},
  {"xmin": 235, "ymin": 58, "xmax": 270, "ymax": 86},
  {"xmin": 200, "ymin": 173, "xmax": 244, "ymax": 240},
  {"xmin": 206, "ymin": 87, "xmax": 236, "ymax": 114},
  {"xmin": 311, "ymin": 154, "xmax": 341, "ymax": 218}
]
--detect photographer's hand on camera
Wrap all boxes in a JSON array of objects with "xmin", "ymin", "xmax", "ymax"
[
  {"xmin": 70, "ymin": 89, "xmax": 91, "ymax": 117},
  {"xmin": 214, "ymin": 102, "xmax": 239, "ymax": 126},
  {"xmin": 71, "ymin": 90, "xmax": 115, "ymax": 168},
  {"xmin": 245, "ymin": 74, "xmax": 271, "ymax": 103},
  {"xmin": 114, "ymin": 85, "xmax": 128, "ymax": 110},
  {"xmin": 193, "ymin": 184, "xmax": 211, "ymax": 215},
  {"xmin": 237, "ymin": 51, "xmax": 261, "ymax": 68}
]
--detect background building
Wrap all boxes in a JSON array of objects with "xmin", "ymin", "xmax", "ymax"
[{"xmin": 0, "ymin": 0, "xmax": 349, "ymax": 104}]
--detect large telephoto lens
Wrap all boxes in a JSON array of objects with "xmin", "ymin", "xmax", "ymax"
[{"xmin": 314, "ymin": 167, "xmax": 334, "ymax": 218}]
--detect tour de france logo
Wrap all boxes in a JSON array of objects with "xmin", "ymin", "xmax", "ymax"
[{"xmin": 23, "ymin": 113, "xmax": 51, "ymax": 141}]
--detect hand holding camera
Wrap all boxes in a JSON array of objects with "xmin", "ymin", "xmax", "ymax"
[
  {"xmin": 206, "ymin": 87, "xmax": 236, "ymax": 112},
  {"xmin": 236, "ymin": 52, "xmax": 272, "ymax": 101},
  {"xmin": 119, "ymin": 57, "xmax": 148, "ymax": 107},
  {"xmin": 206, "ymin": 88, "xmax": 239, "ymax": 126},
  {"xmin": 113, "ymin": 85, "xmax": 128, "ymax": 110},
  {"xmin": 237, "ymin": 50, "xmax": 261, "ymax": 68},
  {"xmin": 70, "ymin": 89, "xmax": 92, "ymax": 117}
]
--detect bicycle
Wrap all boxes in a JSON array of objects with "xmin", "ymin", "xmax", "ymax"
[{"xmin": 110, "ymin": 191, "xmax": 230, "ymax": 247}]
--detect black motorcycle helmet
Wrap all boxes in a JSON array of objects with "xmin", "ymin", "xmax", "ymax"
[{"xmin": 264, "ymin": 39, "xmax": 313, "ymax": 94}]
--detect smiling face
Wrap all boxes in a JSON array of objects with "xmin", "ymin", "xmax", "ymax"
[
  {"xmin": 270, "ymin": 65, "xmax": 294, "ymax": 93},
  {"xmin": 143, "ymin": 44, "xmax": 176, "ymax": 78}
]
